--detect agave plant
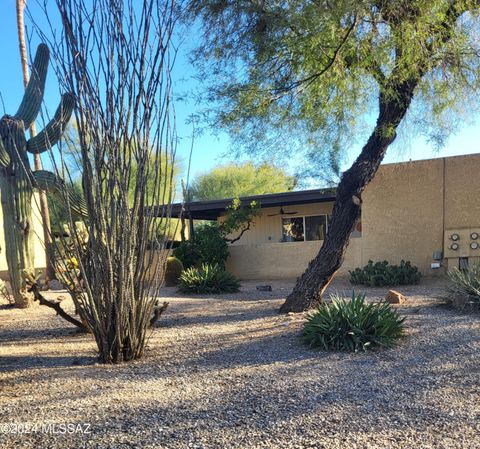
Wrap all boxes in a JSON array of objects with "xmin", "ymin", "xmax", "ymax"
[
  {"xmin": 179, "ymin": 263, "xmax": 240, "ymax": 294},
  {"xmin": 447, "ymin": 263, "xmax": 480, "ymax": 300},
  {"xmin": 303, "ymin": 292, "xmax": 405, "ymax": 352}
]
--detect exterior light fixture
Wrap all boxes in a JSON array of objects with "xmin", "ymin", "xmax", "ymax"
[
  {"xmin": 450, "ymin": 233, "xmax": 460, "ymax": 241},
  {"xmin": 450, "ymin": 243, "xmax": 459, "ymax": 250},
  {"xmin": 470, "ymin": 242, "xmax": 479, "ymax": 250},
  {"xmin": 470, "ymin": 232, "xmax": 479, "ymax": 240}
]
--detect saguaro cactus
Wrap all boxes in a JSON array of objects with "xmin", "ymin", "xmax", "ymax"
[{"xmin": 0, "ymin": 44, "xmax": 82, "ymax": 308}]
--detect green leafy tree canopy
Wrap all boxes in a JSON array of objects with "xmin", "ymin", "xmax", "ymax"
[
  {"xmin": 187, "ymin": 0, "xmax": 480, "ymax": 178},
  {"xmin": 189, "ymin": 161, "xmax": 297, "ymax": 200}
]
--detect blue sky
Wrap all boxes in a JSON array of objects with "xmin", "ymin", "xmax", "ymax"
[{"xmin": 1, "ymin": 1, "xmax": 479, "ymax": 188}]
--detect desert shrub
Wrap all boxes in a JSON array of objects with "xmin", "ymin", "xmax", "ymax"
[
  {"xmin": 164, "ymin": 256, "xmax": 184, "ymax": 287},
  {"xmin": 174, "ymin": 223, "xmax": 229, "ymax": 269},
  {"xmin": 303, "ymin": 292, "xmax": 405, "ymax": 352},
  {"xmin": 179, "ymin": 263, "xmax": 240, "ymax": 294},
  {"xmin": 448, "ymin": 262, "xmax": 480, "ymax": 301},
  {"xmin": 172, "ymin": 240, "xmax": 201, "ymax": 269},
  {"xmin": 349, "ymin": 260, "xmax": 421, "ymax": 287}
]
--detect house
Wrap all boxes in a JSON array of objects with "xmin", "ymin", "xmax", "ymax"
[{"xmin": 170, "ymin": 153, "xmax": 480, "ymax": 279}]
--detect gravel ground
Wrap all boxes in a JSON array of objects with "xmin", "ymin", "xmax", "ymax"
[{"xmin": 0, "ymin": 278, "xmax": 479, "ymax": 448}]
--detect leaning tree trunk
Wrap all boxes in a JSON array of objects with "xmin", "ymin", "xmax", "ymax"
[{"xmin": 280, "ymin": 80, "xmax": 418, "ymax": 313}]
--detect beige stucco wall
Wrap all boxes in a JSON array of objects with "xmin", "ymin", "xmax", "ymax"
[
  {"xmin": 444, "ymin": 155, "xmax": 480, "ymax": 229},
  {"xmin": 0, "ymin": 193, "xmax": 46, "ymax": 278},
  {"xmin": 360, "ymin": 158, "xmax": 445, "ymax": 275},
  {"xmin": 226, "ymin": 238, "xmax": 362, "ymax": 280},
  {"xmin": 225, "ymin": 153, "xmax": 480, "ymax": 280}
]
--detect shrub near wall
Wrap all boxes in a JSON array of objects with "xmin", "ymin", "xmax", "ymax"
[
  {"xmin": 173, "ymin": 223, "xmax": 229, "ymax": 269},
  {"xmin": 179, "ymin": 263, "xmax": 240, "ymax": 294},
  {"xmin": 349, "ymin": 260, "xmax": 421, "ymax": 287}
]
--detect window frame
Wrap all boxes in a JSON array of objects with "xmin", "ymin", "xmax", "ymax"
[{"xmin": 281, "ymin": 213, "xmax": 329, "ymax": 242}]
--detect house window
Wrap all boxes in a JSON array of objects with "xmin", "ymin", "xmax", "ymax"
[
  {"xmin": 282, "ymin": 217, "xmax": 304, "ymax": 242},
  {"xmin": 282, "ymin": 215, "xmax": 328, "ymax": 242}
]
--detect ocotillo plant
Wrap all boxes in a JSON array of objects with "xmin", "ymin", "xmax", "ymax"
[{"xmin": 0, "ymin": 43, "xmax": 82, "ymax": 308}]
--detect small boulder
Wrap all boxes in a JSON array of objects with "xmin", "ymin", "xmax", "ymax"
[
  {"xmin": 385, "ymin": 289, "xmax": 406, "ymax": 304},
  {"xmin": 256, "ymin": 285, "xmax": 272, "ymax": 292}
]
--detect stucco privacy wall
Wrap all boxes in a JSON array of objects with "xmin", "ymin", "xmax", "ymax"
[
  {"xmin": 226, "ymin": 239, "xmax": 362, "ymax": 280},
  {"xmin": 0, "ymin": 193, "xmax": 46, "ymax": 277},
  {"xmin": 226, "ymin": 153, "xmax": 480, "ymax": 280}
]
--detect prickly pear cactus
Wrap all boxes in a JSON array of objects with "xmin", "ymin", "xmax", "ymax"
[{"xmin": 0, "ymin": 44, "xmax": 81, "ymax": 308}]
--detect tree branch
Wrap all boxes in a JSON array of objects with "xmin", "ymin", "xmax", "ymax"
[
  {"xmin": 23, "ymin": 272, "xmax": 88, "ymax": 331},
  {"xmin": 150, "ymin": 300, "xmax": 169, "ymax": 327},
  {"xmin": 270, "ymin": 14, "xmax": 358, "ymax": 96},
  {"xmin": 226, "ymin": 218, "xmax": 253, "ymax": 244}
]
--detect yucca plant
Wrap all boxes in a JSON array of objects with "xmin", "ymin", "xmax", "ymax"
[
  {"xmin": 179, "ymin": 263, "xmax": 240, "ymax": 294},
  {"xmin": 447, "ymin": 263, "xmax": 480, "ymax": 300},
  {"xmin": 303, "ymin": 292, "xmax": 405, "ymax": 352}
]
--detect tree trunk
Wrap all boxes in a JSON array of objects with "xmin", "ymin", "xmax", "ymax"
[
  {"xmin": 280, "ymin": 81, "xmax": 417, "ymax": 313},
  {"xmin": 16, "ymin": 0, "xmax": 56, "ymax": 284}
]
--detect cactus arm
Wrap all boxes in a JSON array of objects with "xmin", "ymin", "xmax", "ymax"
[
  {"xmin": 14, "ymin": 44, "xmax": 50, "ymax": 129},
  {"xmin": 32, "ymin": 170, "xmax": 88, "ymax": 217},
  {"xmin": 0, "ymin": 138, "xmax": 9, "ymax": 167},
  {"xmin": 26, "ymin": 93, "xmax": 75, "ymax": 154}
]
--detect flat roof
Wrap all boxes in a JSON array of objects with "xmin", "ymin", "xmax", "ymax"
[{"xmin": 154, "ymin": 188, "xmax": 336, "ymax": 220}]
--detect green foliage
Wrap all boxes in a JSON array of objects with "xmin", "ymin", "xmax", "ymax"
[
  {"xmin": 187, "ymin": 1, "xmax": 480, "ymax": 181},
  {"xmin": 174, "ymin": 222, "xmax": 229, "ymax": 268},
  {"xmin": 173, "ymin": 239, "xmax": 201, "ymax": 269},
  {"xmin": 221, "ymin": 198, "xmax": 260, "ymax": 242},
  {"xmin": 189, "ymin": 162, "xmax": 296, "ymax": 200},
  {"xmin": 174, "ymin": 198, "xmax": 259, "ymax": 267},
  {"xmin": 164, "ymin": 256, "xmax": 184, "ymax": 287},
  {"xmin": 47, "ymin": 180, "xmax": 84, "ymax": 233},
  {"xmin": 302, "ymin": 292, "xmax": 405, "ymax": 352},
  {"xmin": 448, "ymin": 262, "xmax": 480, "ymax": 300},
  {"xmin": 179, "ymin": 263, "xmax": 240, "ymax": 294},
  {"xmin": 349, "ymin": 260, "xmax": 421, "ymax": 287}
]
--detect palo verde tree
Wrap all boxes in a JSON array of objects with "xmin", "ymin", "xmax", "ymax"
[
  {"xmin": 187, "ymin": 0, "xmax": 480, "ymax": 312},
  {"xmin": 0, "ymin": 44, "xmax": 83, "ymax": 308}
]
